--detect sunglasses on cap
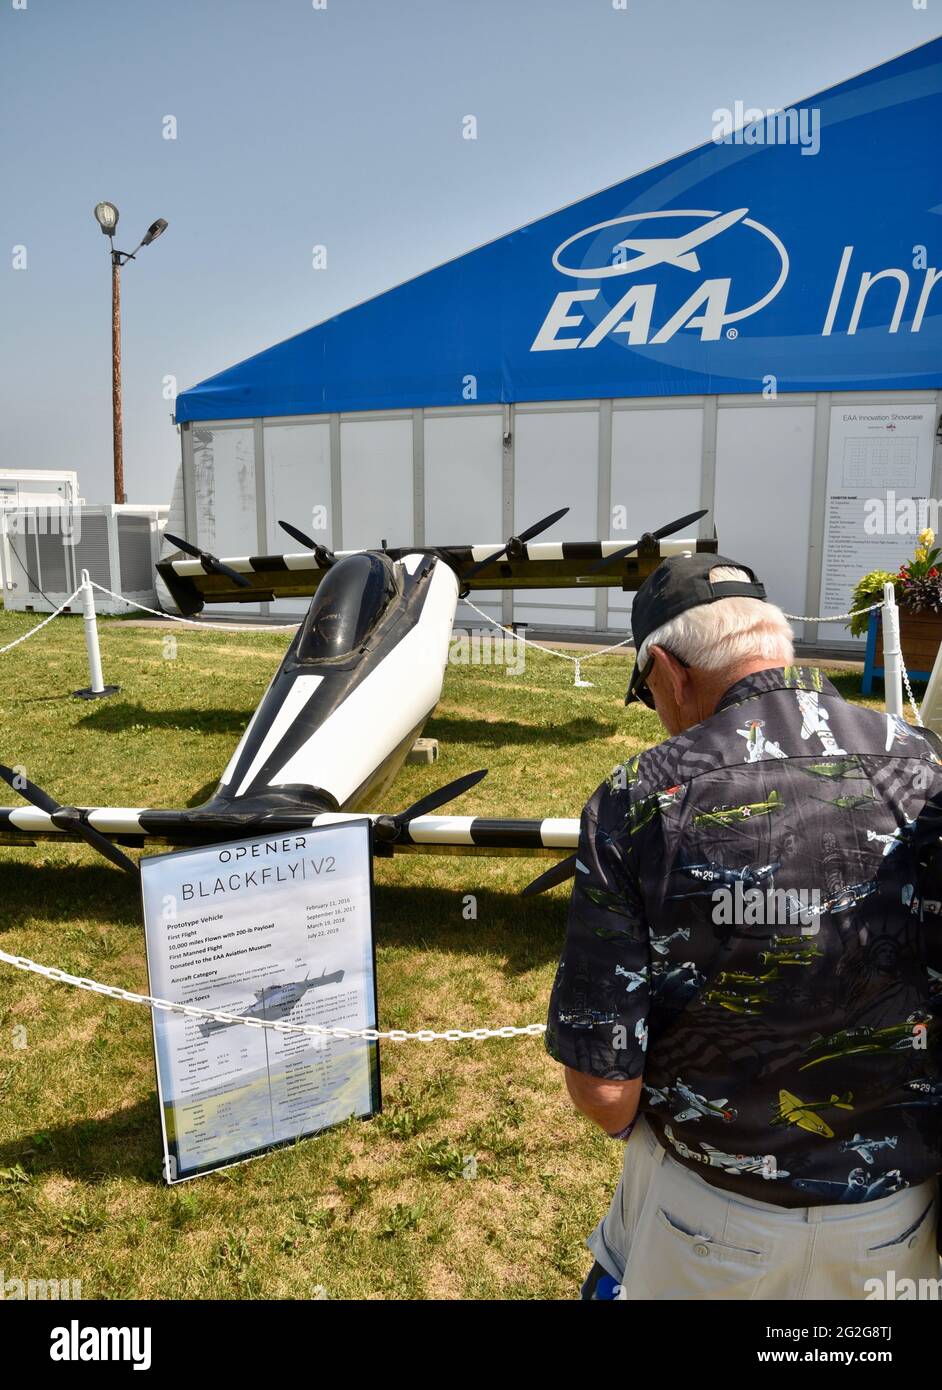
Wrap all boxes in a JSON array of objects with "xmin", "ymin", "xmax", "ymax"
[{"xmin": 628, "ymin": 650, "xmax": 689, "ymax": 708}]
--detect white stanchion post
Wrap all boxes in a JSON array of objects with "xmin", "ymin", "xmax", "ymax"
[
  {"xmin": 73, "ymin": 569, "xmax": 119, "ymax": 700},
  {"xmin": 881, "ymin": 581, "xmax": 903, "ymax": 718}
]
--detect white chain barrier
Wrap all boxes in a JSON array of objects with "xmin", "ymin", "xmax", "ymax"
[
  {"xmin": 0, "ymin": 946, "xmax": 545, "ymax": 1043},
  {"xmin": 780, "ymin": 601, "xmax": 884, "ymax": 624},
  {"xmin": 0, "ymin": 584, "xmax": 83, "ymax": 654},
  {"xmin": 462, "ymin": 597, "xmax": 633, "ymax": 674},
  {"xmin": 0, "ymin": 581, "xmax": 896, "ymax": 668},
  {"xmin": 464, "ymin": 593, "xmax": 924, "ymax": 722},
  {"xmin": 464, "ymin": 596, "xmax": 889, "ymax": 680},
  {"xmin": 89, "ymin": 580, "xmax": 301, "ymax": 632},
  {"xmin": 0, "ymin": 579, "xmax": 922, "ymax": 720},
  {"xmin": 902, "ymin": 658, "xmax": 924, "ymax": 725}
]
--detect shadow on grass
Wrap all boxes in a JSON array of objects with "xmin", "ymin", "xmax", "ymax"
[
  {"xmin": 372, "ymin": 881, "xmax": 567, "ymax": 972},
  {"xmin": 186, "ymin": 778, "xmax": 221, "ymax": 807},
  {"xmin": 0, "ymin": 864, "xmax": 569, "ymax": 970},
  {"xmin": 0, "ymin": 861, "xmax": 139, "ymax": 928},
  {"xmin": 426, "ymin": 714, "xmax": 619, "ymax": 747},
  {"xmin": 76, "ymin": 701, "xmax": 253, "ymax": 734},
  {"xmin": 0, "ymin": 1095, "xmax": 163, "ymax": 1185}
]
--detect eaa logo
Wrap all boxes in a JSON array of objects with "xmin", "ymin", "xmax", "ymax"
[{"xmin": 531, "ymin": 208, "xmax": 789, "ymax": 351}]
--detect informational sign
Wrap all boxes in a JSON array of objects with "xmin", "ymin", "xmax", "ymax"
[
  {"xmin": 817, "ymin": 404, "xmax": 937, "ymax": 641},
  {"xmin": 141, "ymin": 820, "xmax": 379, "ymax": 1183}
]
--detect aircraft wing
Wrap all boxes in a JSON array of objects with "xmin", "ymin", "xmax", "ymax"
[
  {"xmin": 157, "ymin": 534, "xmax": 717, "ymax": 615},
  {"xmin": 0, "ymin": 805, "xmax": 579, "ymax": 859}
]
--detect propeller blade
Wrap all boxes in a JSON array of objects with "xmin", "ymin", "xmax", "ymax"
[
  {"xmin": 516, "ymin": 505, "xmax": 570, "ymax": 544},
  {"xmin": 586, "ymin": 539, "xmax": 641, "ymax": 576},
  {"xmin": 587, "ymin": 508, "xmax": 709, "ymax": 575},
  {"xmin": 0, "ymin": 764, "xmax": 138, "ymax": 876},
  {"xmin": 213, "ymin": 561, "xmax": 253, "ymax": 590},
  {"xmin": 163, "ymin": 531, "xmax": 200, "ymax": 558},
  {"xmin": 0, "ymin": 762, "xmax": 60, "ymax": 814},
  {"xmin": 279, "ymin": 520, "xmax": 316, "ymax": 549},
  {"xmin": 396, "ymin": 768, "xmax": 488, "ymax": 824},
  {"xmin": 164, "ymin": 533, "xmax": 252, "ymax": 589},
  {"xmin": 462, "ymin": 546, "xmax": 509, "ymax": 583},
  {"xmin": 61, "ymin": 813, "xmax": 140, "ymax": 877},
  {"xmin": 373, "ymin": 768, "xmax": 489, "ymax": 847},
  {"xmin": 520, "ymin": 852, "xmax": 578, "ymax": 897},
  {"xmin": 651, "ymin": 507, "xmax": 708, "ymax": 541},
  {"xmin": 463, "ymin": 506, "xmax": 570, "ymax": 582},
  {"xmin": 278, "ymin": 521, "xmax": 335, "ymax": 570}
]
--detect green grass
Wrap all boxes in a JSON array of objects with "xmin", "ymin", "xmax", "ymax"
[{"xmin": 0, "ymin": 607, "xmax": 883, "ymax": 1299}]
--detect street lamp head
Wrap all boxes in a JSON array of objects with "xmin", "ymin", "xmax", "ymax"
[
  {"xmin": 140, "ymin": 218, "xmax": 168, "ymax": 247},
  {"xmin": 94, "ymin": 201, "xmax": 119, "ymax": 236}
]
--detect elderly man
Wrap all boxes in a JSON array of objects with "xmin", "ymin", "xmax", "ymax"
[{"xmin": 546, "ymin": 552, "xmax": 941, "ymax": 1300}]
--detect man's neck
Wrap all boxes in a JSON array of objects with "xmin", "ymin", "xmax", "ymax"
[{"xmin": 694, "ymin": 659, "xmax": 785, "ymax": 724}]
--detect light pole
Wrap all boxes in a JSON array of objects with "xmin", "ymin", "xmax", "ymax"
[{"xmin": 93, "ymin": 203, "xmax": 168, "ymax": 504}]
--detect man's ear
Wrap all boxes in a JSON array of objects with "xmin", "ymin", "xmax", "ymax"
[{"xmin": 649, "ymin": 645, "xmax": 689, "ymax": 706}]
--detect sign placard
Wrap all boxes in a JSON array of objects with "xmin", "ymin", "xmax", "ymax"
[
  {"xmin": 140, "ymin": 819, "xmax": 379, "ymax": 1183},
  {"xmin": 817, "ymin": 404, "xmax": 936, "ymax": 641}
]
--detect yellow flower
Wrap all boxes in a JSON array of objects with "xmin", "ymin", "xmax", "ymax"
[
  {"xmin": 919, "ymin": 528, "xmax": 935, "ymax": 547},
  {"xmin": 915, "ymin": 548, "xmax": 927, "ymax": 564}
]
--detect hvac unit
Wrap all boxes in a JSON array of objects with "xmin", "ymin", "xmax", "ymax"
[
  {"xmin": 1, "ymin": 504, "xmax": 168, "ymax": 615},
  {"xmin": 0, "ymin": 469, "xmax": 81, "ymax": 598}
]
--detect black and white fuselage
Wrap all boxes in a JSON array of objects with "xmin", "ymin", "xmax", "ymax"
[
  {"xmin": 213, "ymin": 549, "xmax": 459, "ymax": 817},
  {"xmin": 0, "ymin": 550, "xmax": 466, "ymax": 848}
]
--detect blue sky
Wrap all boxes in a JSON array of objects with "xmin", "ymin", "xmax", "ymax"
[{"xmin": 1, "ymin": 0, "xmax": 937, "ymax": 504}]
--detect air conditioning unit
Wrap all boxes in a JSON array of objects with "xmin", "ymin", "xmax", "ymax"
[{"xmin": 1, "ymin": 504, "xmax": 168, "ymax": 615}]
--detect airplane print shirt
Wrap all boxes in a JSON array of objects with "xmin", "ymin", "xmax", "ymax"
[{"xmin": 546, "ymin": 665, "xmax": 942, "ymax": 1206}]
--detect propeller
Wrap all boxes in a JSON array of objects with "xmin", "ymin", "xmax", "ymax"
[
  {"xmin": 587, "ymin": 508, "xmax": 709, "ymax": 576},
  {"xmin": 373, "ymin": 768, "xmax": 488, "ymax": 848},
  {"xmin": 462, "ymin": 507, "xmax": 570, "ymax": 584},
  {"xmin": 0, "ymin": 764, "xmax": 139, "ymax": 876},
  {"xmin": 278, "ymin": 520, "xmax": 336, "ymax": 570},
  {"xmin": 164, "ymin": 533, "xmax": 253, "ymax": 589},
  {"xmin": 520, "ymin": 852, "xmax": 578, "ymax": 897}
]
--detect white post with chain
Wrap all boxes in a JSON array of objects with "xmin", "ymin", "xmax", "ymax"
[
  {"xmin": 73, "ymin": 569, "xmax": 118, "ymax": 700},
  {"xmin": 881, "ymin": 582, "xmax": 903, "ymax": 718}
]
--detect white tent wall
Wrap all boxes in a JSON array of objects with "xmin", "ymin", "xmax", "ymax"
[
  {"xmin": 513, "ymin": 403, "xmax": 600, "ymax": 631},
  {"xmin": 155, "ymin": 463, "xmax": 187, "ymax": 611},
  {"xmin": 339, "ymin": 415, "xmax": 414, "ymax": 552},
  {"xmin": 713, "ymin": 398, "xmax": 817, "ymax": 638},
  {"xmin": 262, "ymin": 420, "xmax": 332, "ymax": 616},
  {"xmin": 192, "ymin": 423, "xmax": 261, "ymax": 617},
  {"xmin": 423, "ymin": 408, "xmax": 503, "ymax": 624},
  {"xmin": 607, "ymin": 402, "xmax": 704, "ymax": 630},
  {"xmin": 177, "ymin": 387, "xmax": 942, "ymax": 648}
]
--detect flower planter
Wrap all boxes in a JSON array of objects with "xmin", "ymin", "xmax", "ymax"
[{"xmin": 861, "ymin": 605, "xmax": 942, "ymax": 694}]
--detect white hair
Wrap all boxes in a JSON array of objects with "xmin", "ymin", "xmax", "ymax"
[{"xmin": 636, "ymin": 565, "xmax": 794, "ymax": 672}]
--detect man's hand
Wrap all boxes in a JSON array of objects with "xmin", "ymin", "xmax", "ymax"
[{"xmin": 564, "ymin": 1067, "xmax": 643, "ymax": 1137}]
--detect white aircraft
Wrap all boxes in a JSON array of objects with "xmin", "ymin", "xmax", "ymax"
[
  {"xmin": 0, "ymin": 506, "xmax": 713, "ymax": 898},
  {"xmin": 611, "ymin": 207, "xmax": 748, "ymax": 275}
]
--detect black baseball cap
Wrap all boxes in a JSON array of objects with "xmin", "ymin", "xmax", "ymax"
[{"xmin": 625, "ymin": 552, "xmax": 767, "ymax": 705}]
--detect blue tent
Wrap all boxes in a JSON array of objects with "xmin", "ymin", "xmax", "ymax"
[{"xmin": 176, "ymin": 37, "xmax": 942, "ymax": 424}]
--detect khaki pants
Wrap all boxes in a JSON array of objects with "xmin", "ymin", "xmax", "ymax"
[{"xmin": 587, "ymin": 1117, "xmax": 940, "ymax": 1300}]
